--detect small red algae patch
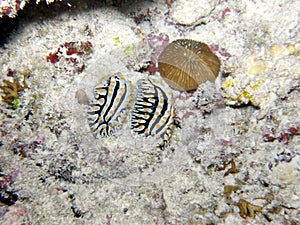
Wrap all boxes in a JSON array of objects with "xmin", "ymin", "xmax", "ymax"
[
  {"xmin": 210, "ymin": 44, "xmax": 231, "ymax": 61},
  {"xmin": 46, "ymin": 41, "xmax": 93, "ymax": 74},
  {"xmin": 263, "ymin": 124, "xmax": 299, "ymax": 145},
  {"xmin": 221, "ymin": 7, "xmax": 231, "ymax": 20}
]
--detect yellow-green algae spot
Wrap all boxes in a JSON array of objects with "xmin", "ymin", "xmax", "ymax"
[
  {"xmin": 249, "ymin": 79, "xmax": 263, "ymax": 90},
  {"xmin": 113, "ymin": 36, "xmax": 136, "ymax": 55},
  {"xmin": 222, "ymin": 78, "xmax": 234, "ymax": 88},
  {"xmin": 123, "ymin": 44, "xmax": 136, "ymax": 55},
  {"xmin": 113, "ymin": 36, "xmax": 122, "ymax": 46},
  {"xmin": 238, "ymin": 91, "xmax": 253, "ymax": 102}
]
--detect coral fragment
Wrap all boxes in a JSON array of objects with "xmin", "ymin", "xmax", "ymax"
[
  {"xmin": 0, "ymin": 73, "xmax": 29, "ymax": 106},
  {"xmin": 237, "ymin": 199, "xmax": 263, "ymax": 218},
  {"xmin": 224, "ymin": 160, "xmax": 239, "ymax": 176}
]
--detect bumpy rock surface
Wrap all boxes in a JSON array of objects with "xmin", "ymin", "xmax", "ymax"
[{"xmin": 0, "ymin": 0, "xmax": 299, "ymax": 224}]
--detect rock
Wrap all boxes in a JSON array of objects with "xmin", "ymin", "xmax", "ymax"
[{"xmin": 170, "ymin": 0, "xmax": 218, "ymax": 25}]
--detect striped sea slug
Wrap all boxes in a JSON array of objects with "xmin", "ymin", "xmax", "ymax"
[
  {"xmin": 130, "ymin": 77, "xmax": 175, "ymax": 149},
  {"xmin": 87, "ymin": 72, "xmax": 175, "ymax": 149},
  {"xmin": 87, "ymin": 72, "xmax": 132, "ymax": 138}
]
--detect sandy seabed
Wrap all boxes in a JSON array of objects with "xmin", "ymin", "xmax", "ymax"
[{"xmin": 0, "ymin": 0, "xmax": 299, "ymax": 224}]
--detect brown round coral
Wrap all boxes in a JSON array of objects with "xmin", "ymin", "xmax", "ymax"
[{"xmin": 158, "ymin": 39, "xmax": 221, "ymax": 91}]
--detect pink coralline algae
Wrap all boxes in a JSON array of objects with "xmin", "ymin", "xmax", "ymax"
[
  {"xmin": 0, "ymin": 205, "xmax": 31, "ymax": 225},
  {"xmin": 263, "ymin": 124, "xmax": 299, "ymax": 145},
  {"xmin": 173, "ymin": 92, "xmax": 196, "ymax": 120},
  {"xmin": 210, "ymin": 44, "xmax": 231, "ymax": 61},
  {"xmin": 146, "ymin": 33, "xmax": 169, "ymax": 74},
  {"xmin": 46, "ymin": 41, "xmax": 93, "ymax": 74},
  {"xmin": 221, "ymin": 7, "xmax": 231, "ymax": 20}
]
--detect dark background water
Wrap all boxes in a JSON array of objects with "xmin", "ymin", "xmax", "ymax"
[{"xmin": 0, "ymin": 0, "xmax": 138, "ymax": 46}]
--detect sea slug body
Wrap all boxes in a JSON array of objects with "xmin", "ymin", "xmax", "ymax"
[
  {"xmin": 87, "ymin": 72, "xmax": 175, "ymax": 149},
  {"xmin": 87, "ymin": 72, "xmax": 132, "ymax": 138},
  {"xmin": 130, "ymin": 77, "xmax": 175, "ymax": 149}
]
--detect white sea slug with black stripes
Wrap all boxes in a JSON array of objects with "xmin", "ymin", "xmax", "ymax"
[
  {"xmin": 87, "ymin": 72, "xmax": 133, "ymax": 138},
  {"xmin": 87, "ymin": 72, "xmax": 175, "ymax": 149}
]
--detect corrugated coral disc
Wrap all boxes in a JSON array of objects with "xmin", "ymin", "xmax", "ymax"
[
  {"xmin": 88, "ymin": 72, "xmax": 132, "ymax": 138},
  {"xmin": 158, "ymin": 39, "xmax": 221, "ymax": 91}
]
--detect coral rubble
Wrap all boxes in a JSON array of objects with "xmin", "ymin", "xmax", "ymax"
[{"xmin": 0, "ymin": 73, "xmax": 29, "ymax": 107}]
